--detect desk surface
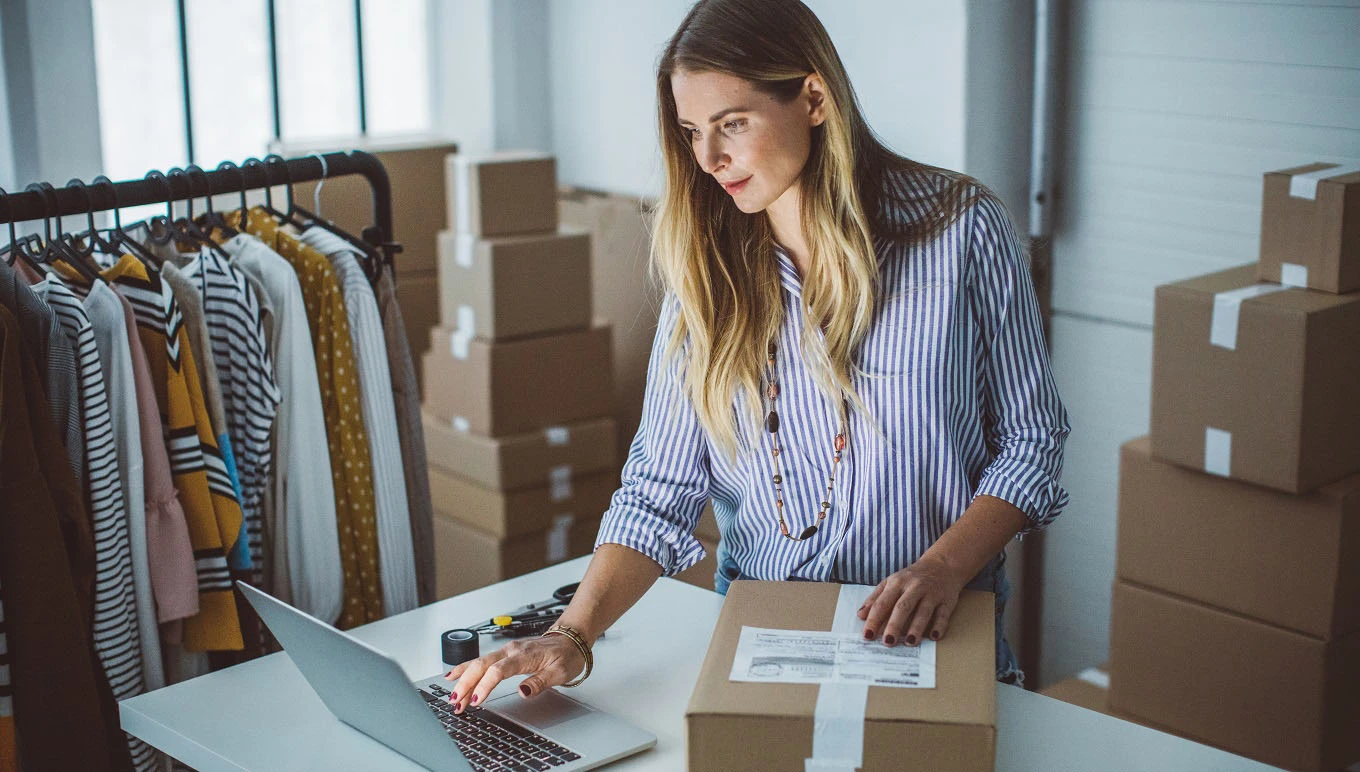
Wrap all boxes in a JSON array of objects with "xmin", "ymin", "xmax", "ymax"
[{"xmin": 122, "ymin": 557, "xmax": 1283, "ymax": 772}]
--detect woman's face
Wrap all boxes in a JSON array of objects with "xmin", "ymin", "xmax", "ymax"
[{"xmin": 671, "ymin": 69, "xmax": 825, "ymax": 215}]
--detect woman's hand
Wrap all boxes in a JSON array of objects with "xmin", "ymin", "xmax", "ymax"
[
  {"xmin": 856, "ymin": 553, "xmax": 966, "ymax": 647},
  {"xmin": 444, "ymin": 634, "xmax": 586, "ymax": 713}
]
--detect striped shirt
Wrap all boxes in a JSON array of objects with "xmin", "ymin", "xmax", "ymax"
[{"xmin": 595, "ymin": 176, "xmax": 1070, "ymax": 585}]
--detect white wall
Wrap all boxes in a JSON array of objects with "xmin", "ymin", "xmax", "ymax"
[{"xmin": 1041, "ymin": 0, "xmax": 1360, "ymax": 684}]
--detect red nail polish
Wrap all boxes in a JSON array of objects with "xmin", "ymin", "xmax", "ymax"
[
  {"xmin": 519, "ymin": 684, "xmax": 531, "ymax": 697},
  {"xmin": 450, "ymin": 692, "xmax": 459, "ymax": 701},
  {"xmin": 884, "ymin": 635, "xmax": 896, "ymax": 645},
  {"xmin": 470, "ymin": 694, "xmax": 479, "ymax": 705},
  {"xmin": 930, "ymin": 631, "xmax": 940, "ymax": 641},
  {"xmin": 906, "ymin": 635, "xmax": 917, "ymax": 646},
  {"xmin": 863, "ymin": 629, "xmax": 874, "ymax": 640}
]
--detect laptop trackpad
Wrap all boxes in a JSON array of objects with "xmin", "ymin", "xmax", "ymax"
[{"xmin": 489, "ymin": 689, "xmax": 592, "ymax": 732}]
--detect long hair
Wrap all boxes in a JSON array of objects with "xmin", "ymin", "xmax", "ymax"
[{"xmin": 653, "ymin": 0, "xmax": 981, "ymax": 462}]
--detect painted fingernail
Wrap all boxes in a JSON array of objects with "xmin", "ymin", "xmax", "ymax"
[
  {"xmin": 450, "ymin": 692, "xmax": 459, "ymax": 701},
  {"xmin": 519, "ymin": 684, "xmax": 531, "ymax": 697},
  {"xmin": 884, "ymin": 635, "xmax": 896, "ymax": 645},
  {"xmin": 863, "ymin": 629, "xmax": 875, "ymax": 640},
  {"xmin": 470, "ymin": 694, "xmax": 479, "ymax": 705},
  {"xmin": 931, "ymin": 631, "xmax": 940, "ymax": 641},
  {"xmin": 906, "ymin": 635, "xmax": 918, "ymax": 646}
]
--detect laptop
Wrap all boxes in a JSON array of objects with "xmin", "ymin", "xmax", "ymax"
[{"xmin": 236, "ymin": 581, "xmax": 656, "ymax": 772}]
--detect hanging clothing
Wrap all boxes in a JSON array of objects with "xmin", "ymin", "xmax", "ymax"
[
  {"xmin": 216, "ymin": 230, "xmax": 343, "ymax": 624},
  {"xmin": 89, "ymin": 254, "xmax": 245, "ymax": 651},
  {"xmin": 228, "ymin": 209, "xmax": 384, "ymax": 627},
  {"xmin": 0, "ymin": 303, "xmax": 132, "ymax": 772},
  {"xmin": 300, "ymin": 228, "xmax": 416, "ymax": 615}
]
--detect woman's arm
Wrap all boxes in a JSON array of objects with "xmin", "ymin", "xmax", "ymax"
[{"xmin": 445, "ymin": 544, "xmax": 663, "ymax": 711}]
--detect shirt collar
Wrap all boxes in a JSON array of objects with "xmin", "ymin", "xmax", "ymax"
[{"xmin": 773, "ymin": 244, "xmax": 803, "ymax": 296}]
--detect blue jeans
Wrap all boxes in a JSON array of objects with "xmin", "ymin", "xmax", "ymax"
[{"xmin": 714, "ymin": 547, "xmax": 1024, "ymax": 686}]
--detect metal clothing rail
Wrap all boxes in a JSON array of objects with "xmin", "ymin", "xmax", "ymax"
[{"xmin": 0, "ymin": 150, "xmax": 399, "ymax": 266}]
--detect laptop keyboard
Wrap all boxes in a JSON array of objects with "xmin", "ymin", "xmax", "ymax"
[{"xmin": 419, "ymin": 685, "xmax": 583, "ymax": 772}]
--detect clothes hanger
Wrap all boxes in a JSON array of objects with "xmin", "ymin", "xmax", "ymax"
[
  {"xmin": 0, "ymin": 187, "xmax": 45, "ymax": 275},
  {"xmin": 89, "ymin": 174, "xmax": 162, "ymax": 266},
  {"xmin": 261, "ymin": 153, "xmax": 311, "ymax": 231},
  {"xmin": 24, "ymin": 182, "xmax": 101, "ymax": 282},
  {"xmin": 140, "ymin": 170, "xmax": 178, "ymax": 251},
  {"xmin": 62, "ymin": 177, "xmax": 117, "ymax": 257},
  {"xmin": 192, "ymin": 163, "xmax": 238, "ymax": 239},
  {"xmin": 167, "ymin": 167, "xmax": 233, "ymax": 260},
  {"xmin": 288, "ymin": 152, "xmax": 387, "ymax": 283}
]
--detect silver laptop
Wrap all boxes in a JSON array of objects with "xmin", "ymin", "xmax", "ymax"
[{"xmin": 237, "ymin": 581, "xmax": 655, "ymax": 772}]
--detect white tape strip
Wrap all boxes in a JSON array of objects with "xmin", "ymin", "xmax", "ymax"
[
  {"xmin": 448, "ymin": 306, "xmax": 476, "ymax": 360},
  {"xmin": 1210, "ymin": 283, "xmax": 1288, "ymax": 350},
  {"xmin": 544, "ymin": 426, "xmax": 571, "ymax": 446},
  {"xmin": 1076, "ymin": 667, "xmax": 1110, "ymax": 689},
  {"xmin": 1204, "ymin": 427, "xmax": 1232, "ymax": 477},
  {"xmin": 455, "ymin": 232, "xmax": 477, "ymax": 268},
  {"xmin": 546, "ymin": 514, "xmax": 574, "ymax": 563},
  {"xmin": 805, "ymin": 583, "xmax": 874, "ymax": 772},
  {"xmin": 1289, "ymin": 163, "xmax": 1360, "ymax": 200},
  {"xmin": 452, "ymin": 416, "xmax": 470, "ymax": 433},
  {"xmin": 453, "ymin": 157, "xmax": 474, "ymax": 232},
  {"xmin": 1280, "ymin": 262, "xmax": 1309, "ymax": 288},
  {"xmin": 549, "ymin": 465, "xmax": 573, "ymax": 502},
  {"xmin": 449, "ymin": 331, "xmax": 470, "ymax": 360}
]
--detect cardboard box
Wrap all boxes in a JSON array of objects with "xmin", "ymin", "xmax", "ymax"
[
  {"xmin": 396, "ymin": 271, "xmax": 440, "ymax": 394},
  {"xmin": 673, "ymin": 538, "xmax": 718, "ymax": 592},
  {"xmin": 694, "ymin": 501, "xmax": 720, "ymax": 542},
  {"xmin": 447, "ymin": 152, "xmax": 558, "ymax": 237},
  {"xmin": 272, "ymin": 136, "xmax": 458, "ymax": 275},
  {"xmin": 1150, "ymin": 264, "xmax": 1360, "ymax": 493},
  {"xmin": 428, "ymin": 466, "xmax": 616, "ymax": 540},
  {"xmin": 1109, "ymin": 581, "xmax": 1360, "ymax": 772},
  {"xmin": 433, "ymin": 512, "xmax": 602, "ymax": 600},
  {"xmin": 1258, "ymin": 162, "xmax": 1360, "ymax": 294},
  {"xmin": 422, "ymin": 324, "xmax": 613, "ymax": 437},
  {"xmin": 559, "ymin": 188, "xmax": 659, "ymax": 460},
  {"xmin": 1118, "ymin": 436, "xmax": 1360, "ymax": 639},
  {"xmin": 687, "ymin": 582, "xmax": 996, "ymax": 772},
  {"xmin": 422, "ymin": 411, "xmax": 618, "ymax": 492},
  {"xmin": 1038, "ymin": 668, "xmax": 1110, "ymax": 714},
  {"xmin": 436, "ymin": 228, "xmax": 592, "ymax": 340}
]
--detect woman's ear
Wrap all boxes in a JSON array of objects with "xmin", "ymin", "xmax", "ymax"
[{"xmin": 805, "ymin": 73, "xmax": 828, "ymax": 127}]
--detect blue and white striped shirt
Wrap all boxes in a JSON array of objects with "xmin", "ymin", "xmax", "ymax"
[{"xmin": 595, "ymin": 173, "xmax": 1071, "ymax": 586}]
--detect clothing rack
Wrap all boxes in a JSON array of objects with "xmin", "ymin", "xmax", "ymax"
[{"xmin": 0, "ymin": 150, "xmax": 400, "ymax": 266}]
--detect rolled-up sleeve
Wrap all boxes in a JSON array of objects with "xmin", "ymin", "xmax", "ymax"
[
  {"xmin": 965, "ymin": 193, "xmax": 1071, "ymax": 535},
  {"xmin": 594, "ymin": 294, "xmax": 711, "ymax": 575}
]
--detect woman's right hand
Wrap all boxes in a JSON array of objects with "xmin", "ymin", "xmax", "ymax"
[{"xmin": 444, "ymin": 633, "xmax": 587, "ymax": 713}]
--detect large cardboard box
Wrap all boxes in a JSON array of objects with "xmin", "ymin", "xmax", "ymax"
[
  {"xmin": 1258, "ymin": 162, "xmax": 1360, "ymax": 294},
  {"xmin": 428, "ymin": 466, "xmax": 616, "ymax": 540},
  {"xmin": 1038, "ymin": 667, "xmax": 1110, "ymax": 714},
  {"xmin": 272, "ymin": 136, "xmax": 458, "ymax": 275},
  {"xmin": 422, "ymin": 324, "xmax": 613, "ymax": 436},
  {"xmin": 1150, "ymin": 264, "xmax": 1360, "ymax": 493},
  {"xmin": 436, "ymin": 228, "xmax": 592, "ymax": 340},
  {"xmin": 447, "ymin": 152, "xmax": 558, "ymax": 237},
  {"xmin": 1109, "ymin": 581, "xmax": 1360, "ymax": 772},
  {"xmin": 422, "ymin": 411, "xmax": 617, "ymax": 492},
  {"xmin": 694, "ymin": 502, "xmax": 720, "ymax": 543},
  {"xmin": 559, "ymin": 188, "xmax": 659, "ymax": 459},
  {"xmin": 433, "ymin": 512, "xmax": 602, "ymax": 600},
  {"xmin": 396, "ymin": 271, "xmax": 440, "ymax": 392},
  {"xmin": 1118, "ymin": 437, "xmax": 1360, "ymax": 639},
  {"xmin": 687, "ymin": 582, "xmax": 996, "ymax": 772}
]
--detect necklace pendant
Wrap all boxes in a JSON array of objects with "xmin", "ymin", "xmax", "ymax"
[
  {"xmin": 779, "ymin": 521, "xmax": 790, "ymax": 537},
  {"xmin": 797, "ymin": 524, "xmax": 819, "ymax": 540},
  {"xmin": 834, "ymin": 434, "xmax": 846, "ymax": 452},
  {"xmin": 767, "ymin": 382, "xmax": 780, "ymax": 400},
  {"xmin": 766, "ymin": 411, "xmax": 780, "ymax": 433}
]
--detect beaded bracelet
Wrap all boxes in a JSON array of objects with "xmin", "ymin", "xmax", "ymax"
[{"xmin": 543, "ymin": 624, "xmax": 593, "ymax": 688}]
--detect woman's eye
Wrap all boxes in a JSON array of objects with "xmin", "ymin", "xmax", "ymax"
[{"xmin": 723, "ymin": 119, "xmax": 746, "ymax": 132}]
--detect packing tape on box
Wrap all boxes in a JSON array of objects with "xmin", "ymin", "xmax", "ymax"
[
  {"xmin": 1289, "ymin": 162, "xmax": 1360, "ymax": 200},
  {"xmin": 449, "ymin": 307, "xmax": 475, "ymax": 360},
  {"xmin": 546, "ymin": 513, "xmax": 574, "ymax": 563},
  {"xmin": 544, "ymin": 426, "xmax": 571, "ymax": 446},
  {"xmin": 453, "ymin": 157, "xmax": 473, "ymax": 232},
  {"xmin": 1280, "ymin": 262, "xmax": 1308, "ymax": 288},
  {"xmin": 549, "ymin": 465, "xmax": 573, "ymax": 502},
  {"xmin": 1076, "ymin": 667, "xmax": 1110, "ymax": 689},
  {"xmin": 804, "ymin": 583, "xmax": 874, "ymax": 772},
  {"xmin": 1210, "ymin": 283, "xmax": 1289, "ymax": 350},
  {"xmin": 452, "ymin": 416, "xmax": 470, "ymax": 433},
  {"xmin": 455, "ymin": 232, "xmax": 476, "ymax": 268},
  {"xmin": 1204, "ymin": 426, "xmax": 1232, "ymax": 477}
]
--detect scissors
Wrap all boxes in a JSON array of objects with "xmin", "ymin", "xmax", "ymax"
[{"xmin": 466, "ymin": 583, "xmax": 580, "ymax": 638}]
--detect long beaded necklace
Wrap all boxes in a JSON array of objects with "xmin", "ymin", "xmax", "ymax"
[{"xmin": 762, "ymin": 340, "xmax": 847, "ymax": 541}]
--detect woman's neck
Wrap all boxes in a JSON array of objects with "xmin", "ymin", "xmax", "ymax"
[{"xmin": 766, "ymin": 185, "xmax": 809, "ymax": 279}]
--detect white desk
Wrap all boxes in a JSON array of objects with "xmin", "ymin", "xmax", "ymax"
[{"xmin": 122, "ymin": 556, "xmax": 1283, "ymax": 771}]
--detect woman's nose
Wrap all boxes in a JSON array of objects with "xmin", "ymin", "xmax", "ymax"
[{"xmin": 698, "ymin": 136, "xmax": 726, "ymax": 174}]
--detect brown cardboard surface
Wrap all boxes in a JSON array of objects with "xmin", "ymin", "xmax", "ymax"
[
  {"xmin": 447, "ymin": 152, "xmax": 558, "ymax": 237},
  {"xmin": 1118, "ymin": 437, "xmax": 1360, "ymax": 639},
  {"xmin": 421, "ymin": 324, "xmax": 613, "ymax": 436},
  {"xmin": 558, "ymin": 188, "xmax": 659, "ymax": 460},
  {"xmin": 1039, "ymin": 676, "xmax": 1109, "ymax": 714},
  {"xmin": 686, "ymin": 581, "xmax": 996, "ymax": 772},
  {"xmin": 433, "ymin": 513, "xmax": 602, "ymax": 600},
  {"xmin": 1150, "ymin": 263, "xmax": 1360, "ymax": 493},
  {"xmin": 396, "ymin": 271, "xmax": 439, "ymax": 395},
  {"xmin": 1109, "ymin": 581, "xmax": 1360, "ymax": 772},
  {"xmin": 422, "ymin": 410, "xmax": 617, "ymax": 492},
  {"xmin": 673, "ymin": 538, "xmax": 718, "ymax": 592},
  {"xmin": 436, "ymin": 228, "xmax": 592, "ymax": 339},
  {"xmin": 694, "ymin": 501, "xmax": 720, "ymax": 542},
  {"xmin": 273, "ymin": 136, "xmax": 458, "ymax": 275},
  {"xmin": 428, "ymin": 466, "xmax": 616, "ymax": 539},
  {"xmin": 1258, "ymin": 163, "xmax": 1360, "ymax": 294}
]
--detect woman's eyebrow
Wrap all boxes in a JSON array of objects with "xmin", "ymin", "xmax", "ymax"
[{"xmin": 678, "ymin": 106, "xmax": 750, "ymax": 126}]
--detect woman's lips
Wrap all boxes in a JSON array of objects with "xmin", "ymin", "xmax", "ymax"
[{"xmin": 722, "ymin": 176, "xmax": 751, "ymax": 195}]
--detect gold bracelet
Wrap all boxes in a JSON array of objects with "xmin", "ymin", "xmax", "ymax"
[{"xmin": 542, "ymin": 624, "xmax": 593, "ymax": 688}]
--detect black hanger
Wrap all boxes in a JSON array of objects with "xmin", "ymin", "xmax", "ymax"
[
  {"xmin": 91, "ymin": 174, "xmax": 161, "ymax": 266},
  {"xmin": 199, "ymin": 162, "xmax": 240, "ymax": 238},
  {"xmin": 63, "ymin": 178, "xmax": 117, "ymax": 256},
  {"xmin": 0, "ymin": 187, "xmax": 45, "ymax": 274},
  {"xmin": 289, "ymin": 152, "xmax": 387, "ymax": 283},
  {"xmin": 24, "ymin": 182, "xmax": 100, "ymax": 282},
  {"xmin": 141, "ymin": 170, "xmax": 178, "ymax": 250},
  {"xmin": 261, "ymin": 153, "xmax": 308, "ymax": 230},
  {"xmin": 170, "ymin": 167, "xmax": 235, "ymax": 261}
]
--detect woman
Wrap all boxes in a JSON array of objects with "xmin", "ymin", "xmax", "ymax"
[{"xmin": 446, "ymin": 0, "xmax": 1069, "ymax": 710}]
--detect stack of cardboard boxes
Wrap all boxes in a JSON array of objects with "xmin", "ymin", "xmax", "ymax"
[
  {"xmin": 1111, "ymin": 163, "xmax": 1360, "ymax": 771},
  {"xmin": 421, "ymin": 151, "xmax": 618, "ymax": 599}
]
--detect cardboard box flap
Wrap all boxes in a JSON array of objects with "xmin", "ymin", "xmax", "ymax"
[
  {"xmin": 1267, "ymin": 162, "xmax": 1360, "ymax": 187},
  {"xmin": 687, "ymin": 581, "xmax": 995, "ymax": 727},
  {"xmin": 1162, "ymin": 264, "xmax": 1358, "ymax": 315}
]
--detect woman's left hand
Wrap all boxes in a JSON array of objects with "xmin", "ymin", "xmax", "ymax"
[{"xmin": 857, "ymin": 553, "xmax": 966, "ymax": 647}]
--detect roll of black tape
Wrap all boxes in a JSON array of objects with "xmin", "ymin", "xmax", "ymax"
[{"xmin": 441, "ymin": 629, "xmax": 480, "ymax": 667}]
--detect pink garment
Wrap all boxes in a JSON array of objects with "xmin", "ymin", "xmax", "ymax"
[{"xmin": 117, "ymin": 293, "xmax": 198, "ymax": 632}]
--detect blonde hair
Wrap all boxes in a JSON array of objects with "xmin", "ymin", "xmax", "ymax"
[{"xmin": 653, "ymin": 0, "xmax": 981, "ymax": 462}]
